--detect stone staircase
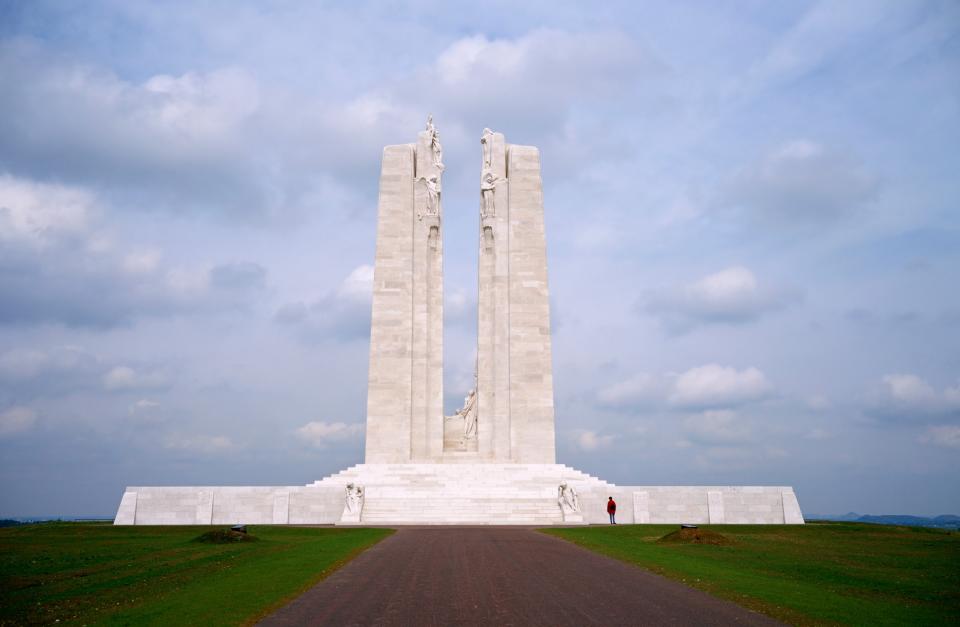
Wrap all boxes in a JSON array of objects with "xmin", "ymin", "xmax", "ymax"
[{"xmin": 308, "ymin": 463, "xmax": 614, "ymax": 525}]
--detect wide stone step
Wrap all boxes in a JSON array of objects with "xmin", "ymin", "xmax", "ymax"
[
  {"xmin": 359, "ymin": 494, "xmax": 565, "ymax": 524},
  {"xmin": 310, "ymin": 464, "xmax": 612, "ymax": 527}
]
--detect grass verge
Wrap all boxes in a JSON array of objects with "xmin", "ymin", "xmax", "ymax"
[
  {"xmin": 544, "ymin": 522, "xmax": 960, "ymax": 626},
  {"xmin": 0, "ymin": 523, "xmax": 392, "ymax": 626}
]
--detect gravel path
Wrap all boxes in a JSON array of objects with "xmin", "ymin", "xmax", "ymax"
[{"xmin": 258, "ymin": 527, "xmax": 782, "ymax": 627}]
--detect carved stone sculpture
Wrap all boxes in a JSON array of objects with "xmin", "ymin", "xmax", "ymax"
[
  {"xmin": 426, "ymin": 114, "xmax": 444, "ymax": 171},
  {"xmin": 480, "ymin": 170, "xmax": 497, "ymax": 218},
  {"xmin": 558, "ymin": 482, "xmax": 581, "ymax": 515},
  {"xmin": 461, "ymin": 388, "xmax": 478, "ymax": 440},
  {"xmin": 417, "ymin": 174, "xmax": 441, "ymax": 218},
  {"xmin": 341, "ymin": 482, "xmax": 364, "ymax": 523},
  {"xmin": 442, "ymin": 386, "xmax": 478, "ymax": 447},
  {"xmin": 481, "ymin": 127, "xmax": 494, "ymax": 168}
]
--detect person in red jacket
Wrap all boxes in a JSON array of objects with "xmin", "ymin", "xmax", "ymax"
[{"xmin": 607, "ymin": 496, "xmax": 617, "ymax": 524}]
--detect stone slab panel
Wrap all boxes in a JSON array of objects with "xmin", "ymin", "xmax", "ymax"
[
  {"xmin": 288, "ymin": 487, "xmax": 344, "ymax": 524},
  {"xmin": 781, "ymin": 488, "xmax": 805, "ymax": 524},
  {"xmin": 196, "ymin": 491, "xmax": 214, "ymax": 525},
  {"xmin": 707, "ymin": 490, "xmax": 725, "ymax": 523},
  {"xmin": 506, "ymin": 144, "xmax": 556, "ymax": 464},
  {"xmin": 113, "ymin": 490, "xmax": 137, "ymax": 525},
  {"xmin": 272, "ymin": 492, "xmax": 290, "ymax": 524},
  {"xmin": 633, "ymin": 491, "xmax": 650, "ymax": 524},
  {"xmin": 366, "ymin": 144, "xmax": 416, "ymax": 463}
]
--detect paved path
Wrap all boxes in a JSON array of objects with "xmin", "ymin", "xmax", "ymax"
[{"xmin": 259, "ymin": 527, "xmax": 781, "ymax": 627}]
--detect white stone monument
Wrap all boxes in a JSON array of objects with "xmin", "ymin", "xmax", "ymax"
[{"xmin": 113, "ymin": 118, "xmax": 805, "ymax": 526}]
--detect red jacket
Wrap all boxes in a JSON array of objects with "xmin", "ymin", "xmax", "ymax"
[{"xmin": 607, "ymin": 499, "xmax": 617, "ymax": 513}]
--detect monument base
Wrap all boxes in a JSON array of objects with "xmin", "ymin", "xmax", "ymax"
[
  {"xmin": 114, "ymin": 463, "xmax": 804, "ymax": 526},
  {"xmin": 315, "ymin": 463, "xmax": 606, "ymax": 525}
]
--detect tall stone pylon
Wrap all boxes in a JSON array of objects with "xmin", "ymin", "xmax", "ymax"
[
  {"xmin": 365, "ymin": 117, "xmax": 444, "ymax": 463},
  {"xmin": 476, "ymin": 130, "xmax": 557, "ymax": 463}
]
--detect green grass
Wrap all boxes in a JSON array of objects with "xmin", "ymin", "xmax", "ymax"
[
  {"xmin": 0, "ymin": 523, "xmax": 392, "ymax": 626},
  {"xmin": 544, "ymin": 522, "xmax": 960, "ymax": 626}
]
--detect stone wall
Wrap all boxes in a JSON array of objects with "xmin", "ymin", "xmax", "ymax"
[
  {"xmin": 115, "ymin": 481, "xmax": 802, "ymax": 526},
  {"xmin": 577, "ymin": 486, "xmax": 804, "ymax": 525},
  {"xmin": 115, "ymin": 486, "xmax": 344, "ymax": 525}
]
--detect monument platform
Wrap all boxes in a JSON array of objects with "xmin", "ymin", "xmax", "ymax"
[{"xmin": 115, "ymin": 463, "xmax": 803, "ymax": 526}]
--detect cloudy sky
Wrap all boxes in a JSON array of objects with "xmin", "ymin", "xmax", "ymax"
[{"xmin": 1, "ymin": 0, "xmax": 958, "ymax": 518}]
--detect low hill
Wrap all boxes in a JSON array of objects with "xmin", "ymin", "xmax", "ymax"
[{"xmin": 812, "ymin": 513, "xmax": 960, "ymax": 529}]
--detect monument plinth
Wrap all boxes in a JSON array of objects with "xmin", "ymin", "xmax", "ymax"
[{"xmin": 114, "ymin": 119, "xmax": 805, "ymax": 526}]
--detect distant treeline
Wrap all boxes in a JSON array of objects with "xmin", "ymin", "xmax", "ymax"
[
  {"xmin": 814, "ymin": 513, "xmax": 960, "ymax": 529},
  {"xmin": 0, "ymin": 518, "xmax": 113, "ymax": 527}
]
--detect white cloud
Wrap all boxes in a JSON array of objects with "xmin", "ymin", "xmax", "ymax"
[
  {"xmin": 0, "ymin": 406, "xmax": 37, "ymax": 436},
  {"xmin": 275, "ymin": 265, "xmax": 375, "ymax": 342},
  {"xmin": 724, "ymin": 139, "xmax": 878, "ymax": 228},
  {"xmin": 596, "ymin": 373, "xmax": 662, "ymax": 408},
  {"xmin": 682, "ymin": 409, "xmax": 751, "ymax": 444},
  {"xmin": 0, "ymin": 220, "xmax": 267, "ymax": 327},
  {"xmin": 599, "ymin": 364, "xmax": 773, "ymax": 411},
  {"xmin": 0, "ymin": 42, "xmax": 276, "ymax": 218},
  {"xmin": 431, "ymin": 29, "xmax": 657, "ymax": 110},
  {"xmin": 0, "ymin": 171, "xmax": 269, "ymax": 329},
  {"xmin": 739, "ymin": 1, "xmax": 897, "ymax": 97},
  {"xmin": 296, "ymin": 421, "xmax": 363, "ymax": 448},
  {"xmin": 208, "ymin": 261, "xmax": 267, "ymax": 294},
  {"xmin": 141, "ymin": 68, "xmax": 260, "ymax": 138},
  {"xmin": 444, "ymin": 286, "xmax": 474, "ymax": 327},
  {"xmin": 102, "ymin": 366, "xmax": 168, "ymax": 392},
  {"xmin": 690, "ymin": 266, "xmax": 758, "ymax": 302},
  {"xmin": 0, "ymin": 346, "xmax": 104, "ymax": 397},
  {"xmin": 0, "ymin": 348, "xmax": 57, "ymax": 380},
  {"xmin": 920, "ymin": 425, "xmax": 960, "ymax": 449},
  {"xmin": 128, "ymin": 399, "xmax": 161, "ymax": 417},
  {"xmin": 573, "ymin": 224, "xmax": 621, "ymax": 251},
  {"xmin": 0, "ymin": 174, "xmax": 94, "ymax": 246},
  {"xmin": 336, "ymin": 264, "xmax": 374, "ymax": 303},
  {"xmin": 575, "ymin": 430, "xmax": 614, "ymax": 452},
  {"xmin": 655, "ymin": 196, "xmax": 702, "ymax": 229},
  {"xmin": 122, "ymin": 249, "xmax": 162, "ymax": 275},
  {"xmin": 884, "ymin": 374, "xmax": 938, "ymax": 406},
  {"xmin": 873, "ymin": 374, "xmax": 960, "ymax": 418},
  {"xmin": 669, "ymin": 364, "xmax": 772, "ymax": 409},
  {"xmin": 164, "ymin": 266, "xmax": 211, "ymax": 297},
  {"xmin": 645, "ymin": 266, "xmax": 799, "ymax": 332}
]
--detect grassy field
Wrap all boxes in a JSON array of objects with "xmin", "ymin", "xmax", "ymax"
[
  {"xmin": 0, "ymin": 523, "xmax": 391, "ymax": 626},
  {"xmin": 544, "ymin": 522, "xmax": 960, "ymax": 626}
]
